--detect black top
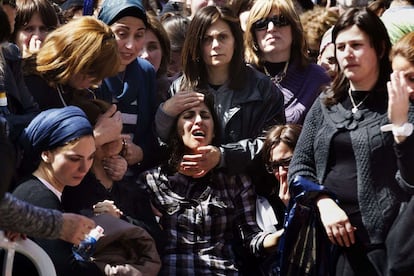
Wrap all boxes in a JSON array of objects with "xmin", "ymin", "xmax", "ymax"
[
  {"xmin": 62, "ymin": 172, "xmax": 164, "ymax": 251},
  {"xmin": 12, "ymin": 176, "xmax": 102, "ymax": 276}
]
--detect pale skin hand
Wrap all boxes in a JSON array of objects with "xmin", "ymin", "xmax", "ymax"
[
  {"xmin": 120, "ymin": 134, "xmax": 144, "ymax": 165},
  {"xmin": 179, "ymin": 146, "xmax": 221, "ymax": 178},
  {"xmin": 60, "ymin": 213, "xmax": 96, "ymax": 245},
  {"xmin": 93, "ymin": 200, "xmax": 123, "ymax": 218},
  {"xmin": 277, "ymin": 166, "xmax": 290, "ymax": 206},
  {"xmin": 94, "ymin": 105, "xmax": 123, "ymax": 147},
  {"xmin": 387, "ymin": 71, "xmax": 411, "ymax": 143},
  {"xmin": 27, "ymin": 35, "xmax": 42, "ymax": 55},
  {"xmin": 262, "ymin": 229, "xmax": 284, "ymax": 251},
  {"xmin": 104, "ymin": 264, "xmax": 142, "ymax": 276},
  {"xmin": 103, "ymin": 155, "xmax": 128, "ymax": 181},
  {"xmin": 162, "ymin": 91, "xmax": 205, "ymax": 117},
  {"xmin": 316, "ymin": 195, "xmax": 356, "ymax": 247}
]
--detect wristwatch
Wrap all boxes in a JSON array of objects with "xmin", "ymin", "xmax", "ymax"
[{"xmin": 381, "ymin": 122, "xmax": 414, "ymax": 137}]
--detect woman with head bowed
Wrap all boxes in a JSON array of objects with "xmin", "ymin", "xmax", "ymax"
[
  {"xmin": 22, "ymin": 16, "xmax": 126, "ymax": 182},
  {"xmin": 13, "ymin": 106, "xmax": 103, "ymax": 276}
]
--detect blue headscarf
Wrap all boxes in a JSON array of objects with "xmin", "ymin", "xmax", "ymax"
[
  {"xmin": 98, "ymin": 0, "xmax": 147, "ymax": 26},
  {"xmin": 19, "ymin": 106, "xmax": 93, "ymax": 173}
]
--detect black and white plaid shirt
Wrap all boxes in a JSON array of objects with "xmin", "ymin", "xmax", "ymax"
[{"xmin": 140, "ymin": 167, "xmax": 270, "ymax": 275}]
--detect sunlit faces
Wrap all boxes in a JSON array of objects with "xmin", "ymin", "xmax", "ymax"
[
  {"xmin": 139, "ymin": 29, "xmax": 162, "ymax": 72},
  {"xmin": 110, "ymin": 16, "xmax": 146, "ymax": 71},
  {"xmin": 335, "ymin": 25, "xmax": 379, "ymax": 90},
  {"xmin": 392, "ymin": 55, "xmax": 414, "ymax": 98},
  {"xmin": 269, "ymin": 141, "xmax": 293, "ymax": 182},
  {"xmin": 45, "ymin": 135, "xmax": 95, "ymax": 191},
  {"xmin": 202, "ymin": 19, "xmax": 235, "ymax": 69},
  {"xmin": 254, "ymin": 11, "xmax": 292, "ymax": 62},
  {"xmin": 15, "ymin": 12, "xmax": 51, "ymax": 58},
  {"xmin": 177, "ymin": 102, "xmax": 215, "ymax": 153},
  {"xmin": 68, "ymin": 73, "xmax": 100, "ymax": 90}
]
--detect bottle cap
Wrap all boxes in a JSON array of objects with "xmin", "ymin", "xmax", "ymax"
[
  {"xmin": 88, "ymin": 225, "xmax": 104, "ymax": 240},
  {"xmin": 0, "ymin": 92, "xmax": 7, "ymax": 107}
]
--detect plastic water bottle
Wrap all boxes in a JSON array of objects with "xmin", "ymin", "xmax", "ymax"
[
  {"xmin": 0, "ymin": 90, "xmax": 10, "ymax": 116},
  {"xmin": 72, "ymin": 225, "xmax": 104, "ymax": 261},
  {"xmin": 0, "ymin": 88, "xmax": 10, "ymax": 138}
]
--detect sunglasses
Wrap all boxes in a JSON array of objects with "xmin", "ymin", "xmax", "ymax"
[
  {"xmin": 266, "ymin": 156, "xmax": 292, "ymax": 174},
  {"xmin": 254, "ymin": 15, "xmax": 290, "ymax": 31}
]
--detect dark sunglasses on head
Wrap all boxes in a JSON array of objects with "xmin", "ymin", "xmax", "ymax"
[
  {"xmin": 266, "ymin": 156, "xmax": 292, "ymax": 174},
  {"xmin": 254, "ymin": 15, "xmax": 289, "ymax": 31}
]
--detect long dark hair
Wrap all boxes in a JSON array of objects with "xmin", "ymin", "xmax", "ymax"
[
  {"xmin": 0, "ymin": 6, "xmax": 11, "ymax": 42},
  {"xmin": 324, "ymin": 7, "xmax": 392, "ymax": 106},
  {"xmin": 180, "ymin": 5, "xmax": 247, "ymax": 91},
  {"xmin": 168, "ymin": 91, "xmax": 221, "ymax": 171}
]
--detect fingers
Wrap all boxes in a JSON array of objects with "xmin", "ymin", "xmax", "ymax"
[
  {"xmin": 103, "ymin": 155, "xmax": 127, "ymax": 180},
  {"xmin": 326, "ymin": 223, "xmax": 356, "ymax": 247},
  {"xmin": 28, "ymin": 36, "xmax": 42, "ymax": 53},
  {"xmin": 93, "ymin": 201, "xmax": 123, "ymax": 217},
  {"xmin": 163, "ymin": 92, "xmax": 205, "ymax": 116},
  {"xmin": 61, "ymin": 213, "xmax": 95, "ymax": 245}
]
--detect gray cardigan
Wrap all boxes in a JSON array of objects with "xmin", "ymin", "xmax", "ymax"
[{"xmin": 288, "ymin": 93, "xmax": 414, "ymax": 244}]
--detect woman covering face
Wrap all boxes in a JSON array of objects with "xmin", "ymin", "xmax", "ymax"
[
  {"xmin": 389, "ymin": 32, "xmax": 414, "ymax": 99},
  {"xmin": 12, "ymin": 0, "xmax": 59, "ymax": 59}
]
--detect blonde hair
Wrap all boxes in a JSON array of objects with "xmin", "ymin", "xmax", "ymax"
[
  {"xmin": 244, "ymin": 0, "xmax": 309, "ymax": 69},
  {"xmin": 36, "ymin": 16, "xmax": 120, "ymax": 86}
]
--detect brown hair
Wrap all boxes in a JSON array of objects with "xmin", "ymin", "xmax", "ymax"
[
  {"xmin": 244, "ymin": 0, "xmax": 309, "ymax": 69},
  {"xmin": 324, "ymin": 7, "xmax": 392, "ymax": 106},
  {"xmin": 146, "ymin": 14, "xmax": 170, "ymax": 77},
  {"xmin": 35, "ymin": 16, "xmax": 120, "ymax": 87},
  {"xmin": 262, "ymin": 124, "xmax": 302, "ymax": 164},
  {"xmin": 389, "ymin": 32, "xmax": 414, "ymax": 66},
  {"xmin": 300, "ymin": 6, "xmax": 338, "ymax": 60},
  {"xmin": 12, "ymin": 0, "xmax": 59, "ymax": 42},
  {"xmin": 180, "ymin": 5, "xmax": 247, "ymax": 91}
]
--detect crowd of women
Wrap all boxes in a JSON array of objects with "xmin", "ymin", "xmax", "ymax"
[{"xmin": 1, "ymin": 0, "xmax": 414, "ymax": 275}]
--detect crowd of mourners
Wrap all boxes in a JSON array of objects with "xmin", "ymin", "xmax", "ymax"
[{"xmin": 1, "ymin": 0, "xmax": 414, "ymax": 275}]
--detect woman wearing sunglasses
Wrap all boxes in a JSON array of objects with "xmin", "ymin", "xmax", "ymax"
[
  {"xmin": 244, "ymin": 0, "xmax": 331, "ymax": 124},
  {"xmin": 155, "ymin": 5, "xmax": 286, "ymax": 178}
]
